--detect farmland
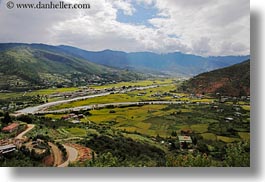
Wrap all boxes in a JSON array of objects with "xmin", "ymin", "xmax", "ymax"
[{"xmin": 0, "ymin": 78, "xmax": 250, "ymax": 167}]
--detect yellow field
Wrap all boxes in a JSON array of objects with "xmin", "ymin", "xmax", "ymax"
[
  {"xmin": 242, "ymin": 105, "xmax": 250, "ymax": 111},
  {"xmin": 87, "ymin": 104, "xmax": 178, "ymax": 137}
]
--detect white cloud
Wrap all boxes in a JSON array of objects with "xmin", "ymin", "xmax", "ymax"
[
  {"xmin": 0, "ymin": 0, "xmax": 250, "ymax": 56},
  {"xmin": 148, "ymin": 0, "xmax": 250, "ymax": 56},
  {"xmin": 112, "ymin": 0, "xmax": 135, "ymax": 15}
]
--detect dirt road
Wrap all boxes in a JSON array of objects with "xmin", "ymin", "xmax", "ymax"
[
  {"xmin": 15, "ymin": 124, "xmax": 35, "ymax": 140},
  {"xmin": 48, "ymin": 142, "xmax": 63, "ymax": 167},
  {"xmin": 58, "ymin": 145, "xmax": 78, "ymax": 167}
]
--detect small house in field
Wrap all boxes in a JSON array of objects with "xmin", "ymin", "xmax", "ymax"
[
  {"xmin": 2, "ymin": 123, "xmax": 19, "ymax": 133},
  {"xmin": 178, "ymin": 136, "xmax": 193, "ymax": 149}
]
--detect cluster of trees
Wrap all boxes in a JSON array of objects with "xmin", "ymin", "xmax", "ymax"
[
  {"xmin": 56, "ymin": 142, "xmax": 67, "ymax": 161},
  {"xmin": 0, "ymin": 150, "xmax": 44, "ymax": 167},
  {"xmin": 79, "ymin": 135, "xmax": 166, "ymax": 167},
  {"xmin": 1, "ymin": 112, "xmax": 12, "ymax": 127},
  {"xmin": 166, "ymin": 141, "xmax": 249, "ymax": 167},
  {"xmin": 20, "ymin": 139, "xmax": 51, "ymax": 161}
]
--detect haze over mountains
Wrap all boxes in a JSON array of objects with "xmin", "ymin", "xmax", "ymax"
[{"xmin": 59, "ymin": 45, "xmax": 250, "ymax": 76}]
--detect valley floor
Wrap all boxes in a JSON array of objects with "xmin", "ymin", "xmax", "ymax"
[{"xmin": 0, "ymin": 78, "xmax": 250, "ymax": 167}]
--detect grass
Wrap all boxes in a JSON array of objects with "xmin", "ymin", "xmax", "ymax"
[
  {"xmin": 45, "ymin": 114, "xmax": 65, "ymax": 119},
  {"xmin": 217, "ymin": 136, "xmax": 240, "ymax": 143},
  {"xmin": 49, "ymin": 84, "xmax": 178, "ymax": 110},
  {"xmin": 88, "ymin": 104, "xmax": 180, "ymax": 137},
  {"xmin": 241, "ymin": 105, "xmax": 250, "ymax": 111},
  {"xmin": 89, "ymin": 105, "xmax": 168, "ymax": 124},
  {"xmin": 90, "ymin": 79, "xmax": 174, "ymax": 89},
  {"xmin": 1, "ymin": 78, "xmax": 174, "ymax": 100},
  {"xmin": 65, "ymin": 127, "xmax": 87, "ymax": 137},
  {"xmin": 0, "ymin": 87, "xmax": 80, "ymax": 100},
  {"xmin": 123, "ymin": 133, "xmax": 167, "ymax": 150},
  {"xmin": 238, "ymin": 132, "xmax": 250, "ymax": 141},
  {"xmin": 201, "ymin": 133, "xmax": 217, "ymax": 141},
  {"xmin": 190, "ymin": 124, "xmax": 209, "ymax": 133}
]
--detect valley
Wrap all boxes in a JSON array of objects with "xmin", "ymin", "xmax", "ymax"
[
  {"xmin": 0, "ymin": 77, "xmax": 250, "ymax": 167},
  {"xmin": 0, "ymin": 43, "xmax": 250, "ymax": 167}
]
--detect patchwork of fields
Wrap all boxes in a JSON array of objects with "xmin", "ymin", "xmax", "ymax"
[{"xmin": 0, "ymin": 79, "xmax": 250, "ymax": 167}]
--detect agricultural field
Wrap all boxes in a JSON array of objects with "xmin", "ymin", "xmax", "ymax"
[
  {"xmin": 0, "ymin": 79, "xmax": 250, "ymax": 167},
  {"xmin": 90, "ymin": 78, "xmax": 175, "ymax": 89}
]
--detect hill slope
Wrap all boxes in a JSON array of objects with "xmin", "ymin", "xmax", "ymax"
[
  {"xmin": 180, "ymin": 60, "xmax": 250, "ymax": 96},
  {"xmin": 0, "ymin": 44, "xmax": 143, "ymax": 91},
  {"xmin": 59, "ymin": 45, "xmax": 250, "ymax": 76}
]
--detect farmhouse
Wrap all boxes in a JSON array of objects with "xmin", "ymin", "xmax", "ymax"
[
  {"xmin": 178, "ymin": 136, "xmax": 192, "ymax": 143},
  {"xmin": 178, "ymin": 136, "xmax": 193, "ymax": 149},
  {"xmin": 2, "ymin": 123, "xmax": 19, "ymax": 133}
]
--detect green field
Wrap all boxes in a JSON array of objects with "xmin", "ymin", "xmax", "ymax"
[
  {"xmin": 217, "ymin": 136, "xmax": 240, "ymax": 143},
  {"xmin": 201, "ymin": 133, "xmax": 217, "ymax": 141},
  {"xmin": 0, "ymin": 87, "xmax": 80, "ymax": 100},
  {"xmin": 238, "ymin": 132, "xmax": 250, "ymax": 141},
  {"xmin": 49, "ymin": 84, "xmax": 178, "ymax": 110},
  {"xmin": 90, "ymin": 79, "xmax": 174, "ymax": 89},
  {"xmin": 65, "ymin": 128, "xmax": 87, "ymax": 137}
]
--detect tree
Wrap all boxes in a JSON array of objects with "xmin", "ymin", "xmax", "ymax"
[
  {"xmin": 2, "ymin": 112, "xmax": 12, "ymax": 125},
  {"xmin": 224, "ymin": 142, "xmax": 250, "ymax": 167},
  {"xmin": 87, "ymin": 152, "xmax": 119, "ymax": 167},
  {"xmin": 171, "ymin": 131, "xmax": 177, "ymax": 137},
  {"xmin": 17, "ymin": 115, "xmax": 32, "ymax": 124},
  {"xmin": 166, "ymin": 153, "xmax": 216, "ymax": 167}
]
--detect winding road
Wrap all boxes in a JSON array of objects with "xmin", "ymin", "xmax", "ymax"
[
  {"xmin": 48, "ymin": 142, "xmax": 63, "ymax": 167},
  {"xmin": 58, "ymin": 145, "xmax": 78, "ymax": 167},
  {"xmin": 15, "ymin": 124, "xmax": 35, "ymax": 140}
]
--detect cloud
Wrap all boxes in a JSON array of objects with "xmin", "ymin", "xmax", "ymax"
[
  {"xmin": 148, "ymin": 0, "xmax": 250, "ymax": 56},
  {"xmin": 0, "ymin": 0, "xmax": 250, "ymax": 56},
  {"xmin": 192, "ymin": 37, "xmax": 211, "ymax": 56},
  {"xmin": 112, "ymin": 0, "xmax": 135, "ymax": 15}
]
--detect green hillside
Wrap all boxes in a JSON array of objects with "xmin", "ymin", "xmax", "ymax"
[
  {"xmin": 180, "ymin": 60, "xmax": 250, "ymax": 96},
  {"xmin": 0, "ymin": 45, "xmax": 143, "ymax": 91}
]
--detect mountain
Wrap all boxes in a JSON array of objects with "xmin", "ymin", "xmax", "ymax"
[
  {"xmin": 58, "ymin": 45, "xmax": 250, "ymax": 76},
  {"xmin": 0, "ymin": 43, "xmax": 250, "ymax": 91},
  {"xmin": 180, "ymin": 60, "xmax": 250, "ymax": 96},
  {"xmin": 0, "ymin": 43, "xmax": 143, "ymax": 91}
]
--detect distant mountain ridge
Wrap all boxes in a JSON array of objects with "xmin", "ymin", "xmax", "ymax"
[
  {"xmin": 0, "ymin": 43, "xmax": 250, "ymax": 77},
  {"xmin": 0, "ymin": 43, "xmax": 143, "ymax": 91},
  {"xmin": 180, "ymin": 60, "xmax": 250, "ymax": 97},
  {"xmin": 58, "ymin": 45, "xmax": 250, "ymax": 76}
]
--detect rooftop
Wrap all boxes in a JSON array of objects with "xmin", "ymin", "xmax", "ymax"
[
  {"xmin": 178, "ymin": 136, "xmax": 192, "ymax": 143},
  {"xmin": 0, "ymin": 144, "xmax": 16, "ymax": 151},
  {"xmin": 2, "ymin": 123, "xmax": 19, "ymax": 131}
]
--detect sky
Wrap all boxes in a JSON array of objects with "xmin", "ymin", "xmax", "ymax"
[{"xmin": 0, "ymin": 0, "xmax": 250, "ymax": 56}]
